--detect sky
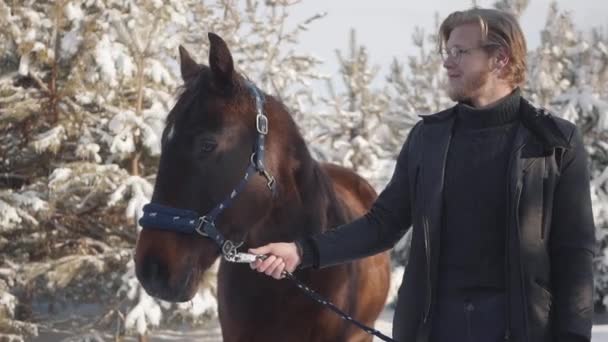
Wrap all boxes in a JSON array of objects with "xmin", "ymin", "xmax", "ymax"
[{"xmin": 284, "ymin": 0, "xmax": 608, "ymax": 83}]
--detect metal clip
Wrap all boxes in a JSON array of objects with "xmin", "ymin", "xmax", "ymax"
[
  {"xmin": 227, "ymin": 252, "xmax": 268, "ymax": 263},
  {"xmin": 222, "ymin": 240, "xmax": 244, "ymax": 262},
  {"xmin": 232, "ymin": 253, "xmax": 259, "ymax": 263}
]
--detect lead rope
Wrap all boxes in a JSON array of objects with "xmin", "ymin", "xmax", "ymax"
[
  {"xmin": 223, "ymin": 249, "xmax": 397, "ymax": 342},
  {"xmin": 281, "ymin": 271, "xmax": 396, "ymax": 342}
]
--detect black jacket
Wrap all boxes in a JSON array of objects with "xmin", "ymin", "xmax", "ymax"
[{"xmin": 300, "ymin": 98, "xmax": 595, "ymax": 342}]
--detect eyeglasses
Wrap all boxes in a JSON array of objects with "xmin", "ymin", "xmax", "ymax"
[{"xmin": 440, "ymin": 45, "xmax": 498, "ymax": 63}]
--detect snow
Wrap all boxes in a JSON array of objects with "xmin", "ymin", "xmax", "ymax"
[
  {"xmin": 18, "ymin": 53, "xmax": 29, "ymax": 76},
  {"xmin": 119, "ymin": 259, "xmax": 164, "ymax": 335},
  {"xmin": 119, "ymin": 258, "xmax": 218, "ymax": 336},
  {"xmin": 75, "ymin": 143, "xmax": 102, "ymax": 163},
  {"xmin": 175, "ymin": 288, "xmax": 218, "ymax": 320},
  {"xmin": 49, "ymin": 168, "xmax": 74, "ymax": 190},
  {"xmin": 125, "ymin": 289, "xmax": 163, "ymax": 335},
  {"xmin": 94, "ymin": 34, "xmax": 119, "ymax": 87},
  {"xmin": 109, "ymin": 130, "xmax": 136, "ymax": 158},
  {"xmin": 385, "ymin": 266, "xmax": 404, "ymax": 306},
  {"xmin": 65, "ymin": 1, "xmax": 85, "ymax": 22},
  {"xmin": 0, "ymin": 191, "xmax": 41, "ymax": 230},
  {"xmin": 61, "ymin": 29, "xmax": 83, "ymax": 58},
  {"xmin": 108, "ymin": 110, "xmax": 139, "ymax": 158},
  {"xmin": 60, "ymin": 331, "xmax": 105, "ymax": 342},
  {"xmin": 44, "ymin": 255, "xmax": 106, "ymax": 289},
  {"xmin": 5, "ymin": 191, "xmax": 48, "ymax": 212},
  {"xmin": 0, "ymin": 199, "xmax": 22, "ymax": 230},
  {"xmin": 30, "ymin": 126, "xmax": 67, "ymax": 154},
  {"xmin": 108, "ymin": 175, "xmax": 154, "ymax": 225},
  {"xmin": 115, "ymin": 52, "xmax": 136, "ymax": 80},
  {"xmin": 141, "ymin": 102, "xmax": 167, "ymax": 156},
  {"xmin": 147, "ymin": 59, "xmax": 175, "ymax": 86},
  {"xmin": 106, "ymin": 102, "xmax": 167, "ymax": 158},
  {"xmin": 0, "ymin": 291, "xmax": 17, "ymax": 318}
]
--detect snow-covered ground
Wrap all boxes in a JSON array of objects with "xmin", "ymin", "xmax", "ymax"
[{"xmin": 35, "ymin": 308, "xmax": 608, "ymax": 341}]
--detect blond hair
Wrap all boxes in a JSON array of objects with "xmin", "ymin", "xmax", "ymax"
[{"xmin": 439, "ymin": 8, "xmax": 527, "ymax": 86}]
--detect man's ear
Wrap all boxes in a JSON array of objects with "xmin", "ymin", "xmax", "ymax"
[{"xmin": 493, "ymin": 46, "xmax": 510, "ymax": 71}]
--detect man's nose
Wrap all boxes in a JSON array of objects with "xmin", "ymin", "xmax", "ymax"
[{"xmin": 443, "ymin": 57, "xmax": 455, "ymax": 70}]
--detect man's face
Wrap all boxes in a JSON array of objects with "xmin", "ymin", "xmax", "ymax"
[{"xmin": 443, "ymin": 23, "xmax": 494, "ymax": 103}]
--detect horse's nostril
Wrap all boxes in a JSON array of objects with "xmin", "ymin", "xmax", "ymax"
[
  {"xmin": 139, "ymin": 255, "xmax": 169, "ymax": 286},
  {"xmin": 147, "ymin": 260, "xmax": 159, "ymax": 279}
]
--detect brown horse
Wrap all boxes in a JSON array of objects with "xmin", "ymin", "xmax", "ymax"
[{"xmin": 134, "ymin": 32, "xmax": 390, "ymax": 342}]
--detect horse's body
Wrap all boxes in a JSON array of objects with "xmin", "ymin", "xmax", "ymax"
[{"xmin": 134, "ymin": 33, "xmax": 390, "ymax": 342}]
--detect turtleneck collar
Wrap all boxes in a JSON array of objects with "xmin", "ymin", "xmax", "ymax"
[{"xmin": 456, "ymin": 88, "xmax": 521, "ymax": 130}]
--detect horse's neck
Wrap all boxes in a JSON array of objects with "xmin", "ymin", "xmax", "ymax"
[
  {"xmin": 298, "ymin": 162, "xmax": 348, "ymax": 230},
  {"xmin": 253, "ymin": 97, "xmax": 348, "ymax": 243},
  {"xmin": 265, "ymin": 154, "xmax": 347, "ymax": 243}
]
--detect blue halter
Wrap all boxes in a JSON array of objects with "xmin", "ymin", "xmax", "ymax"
[{"xmin": 139, "ymin": 81, "xmax": 276, "ymax": 261}]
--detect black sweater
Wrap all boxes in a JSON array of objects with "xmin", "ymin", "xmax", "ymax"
[{"xmin": 438, "ymin": 88, "xmax": 520, "ymax": 291}]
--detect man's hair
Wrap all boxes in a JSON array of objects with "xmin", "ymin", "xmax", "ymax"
[{"xmin": 439, "ymin": 8, "xmax": 527, "ymax": 86}]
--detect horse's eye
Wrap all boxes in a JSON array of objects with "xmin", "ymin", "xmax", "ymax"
[{"xmin": 200, "ymin": 140, "xmax": 217, "ymax": 155}]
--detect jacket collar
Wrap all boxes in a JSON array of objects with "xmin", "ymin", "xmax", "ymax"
[
  {"xmin": 418, "ymin": 98, "xmax": 571, "ymax": 150},
  {"xmin": 518, "ymin": 98, "xmax": 570, "ymax": 150}
]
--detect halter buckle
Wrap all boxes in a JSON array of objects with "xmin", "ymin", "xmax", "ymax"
[
  {"xmin": 256, "ymin": 114, "xmax": 268, "ymax": 135},
  {"xmin": 195, "ymin": 216, "xmax": 213, "ymax": 237}
]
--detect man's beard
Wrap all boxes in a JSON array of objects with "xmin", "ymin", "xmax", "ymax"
[{"xmin": 446, "ymin": 68, "xmax": 490, "ymax": 103}]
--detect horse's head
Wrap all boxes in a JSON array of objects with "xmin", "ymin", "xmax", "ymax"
[{"xmin": 134, "ymin": 33, "xmax": 283, "ymax": 302}]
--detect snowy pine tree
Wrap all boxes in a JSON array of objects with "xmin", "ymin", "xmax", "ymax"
[
  {"xmin": 311, "ymin": 29, "xmax": 394, "ymax": 190},
  {"xmin": 493, "ymin": 0, "xmax": 529, "ymax": 18},
  {"xmin": 0, "ymin": 0, "xmax": 326, "ymax": 340},
  {"xmin": 386, "ymin": 15, "xmax": 452, "ymax": 120}
]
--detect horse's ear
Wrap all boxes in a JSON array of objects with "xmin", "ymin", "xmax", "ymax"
[
  {"xmin": 179, "ymin": 45, "xmax": 200, "ymax": 83},
  {"xmin": 208, "ymin": 32, "xmax": 235, "ymax": 87}
]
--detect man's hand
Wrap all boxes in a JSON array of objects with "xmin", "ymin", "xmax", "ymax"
[{"xmin": 249, "ymin": 242, "xmax": 301, "ymax": 280}]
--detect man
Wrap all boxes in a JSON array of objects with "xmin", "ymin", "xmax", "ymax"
[{"xmin": 250, "ymin": 8, "xmax": 595, "ymax": 342}]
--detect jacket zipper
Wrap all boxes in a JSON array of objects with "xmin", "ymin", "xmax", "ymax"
[
  {"xmin": 422, "ymin": 127, "xmax": 452, "ymax": 324},
  {"xmin": 514, "ymin": 182, "xmax": 530, "ymax": 342},
  {"xmin": 504, "ymin": 143, "xmax": 527, "ymax": 341},
  {"xmin": 504, "ymin": 141, "xmax": 528, "ymax": 341},
  {"xmin": 465, "ymin": 300, "xmax": 474, "ymax": 342},
  {"xmin": 423, "ymin": 216, "xmax": 431, "ymax": 323}
]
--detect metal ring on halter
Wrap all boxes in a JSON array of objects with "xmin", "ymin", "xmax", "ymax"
[
  {"xmin": 256, "ymin": 114, "xmax": 269, "ymax": 135},
  {"xmin": 195, "ymin": 216, "xmax": 212, "ymax": 237},
  {"xmin": 250, "ymin": 152, "xmax": 257, "ymax": 166}
]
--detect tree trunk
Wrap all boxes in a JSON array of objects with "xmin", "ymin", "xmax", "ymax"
[{"xmin": 130, "ymin": 57, "xmax": 145, "ymax": 176}]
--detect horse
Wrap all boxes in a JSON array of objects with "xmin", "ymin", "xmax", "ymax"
[{"xmin": 134, "ymin": 32, "xmax": 390, "ymax": 342}]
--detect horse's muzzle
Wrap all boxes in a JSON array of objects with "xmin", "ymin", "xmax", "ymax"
[{"xmin": 136, "ymin": 255, "xmax": 196, "ymax": 302}]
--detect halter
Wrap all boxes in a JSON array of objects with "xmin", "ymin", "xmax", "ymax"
[
  {"xmin": 139, "ymin": 81, "xmax": 276, "ymax": 262},
  {"xmin": 138, "ymin": 80, "xmax": 396, "ymax": 342}
]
